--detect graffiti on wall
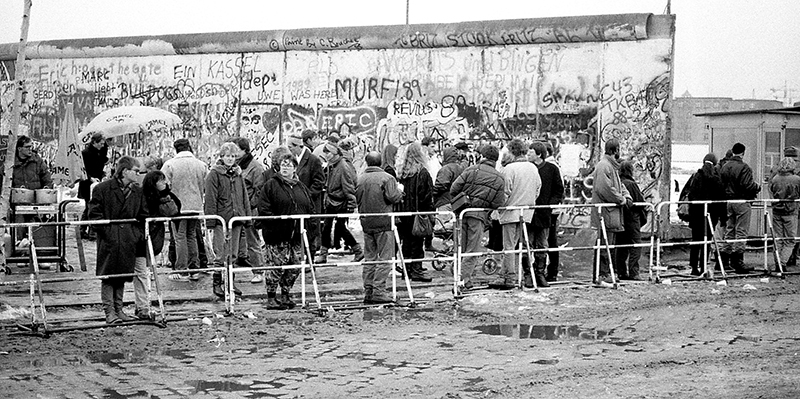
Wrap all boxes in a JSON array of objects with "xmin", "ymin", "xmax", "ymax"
[{"xmin": 2, "ymin": 39, "xmax": 670, "ymax": 232}]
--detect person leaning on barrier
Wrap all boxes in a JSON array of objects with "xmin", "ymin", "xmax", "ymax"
[
  {"xmin": 615, "ymin": 160, "xmax": 647, "ymax": 280},
  {"xmin": 493, "ymin": 138, "xmax": 541, "ymax": 290},
  {"xmin": 139, "ymin": 170, "xmax": 181, "ymax": 320},
  {"xmin": 205, "ymin": 142, "xmax": 251, "ymax": 298},
  {"xmin": 686, "ymin": 153, "xmax": 725, "ymax": 276},
  {"xmin": 719, "ymin": 142, "xmax": 761, "ymax": 274},
  {"xmin": 88, "ymin": 156, "xmax": 149, "ymax": 324},
  {"xmin": 450, "ymin": 144, "xmax": 506, "ymax": 290},
  {"xmin": 526, "ymin": 141, "xmax": 564, "ymax": 287},
  {"xmin": 12, "ymin": 135, "xmax": 53, "ymax": 190},
  {"xmin": 316, "ymin": 140, "xmax": 362, "ymax": 263},
  {"xmin": 257, "ymin": 153, "xmax": 315, "ymax": 310},
  {"xmin": 590, "ymin": 139, "xmax": 632, "ymax": 284},
  {"xmin": 229, "ymin": 137, "xmax": 268, "ymax": 285},
  {"xmin": 769, "ymin": 157, "xmax": 800, "ymax": 272},
  {"xmin": 356, "ymin": 151, "xmax": 405, "ymax": 304}
]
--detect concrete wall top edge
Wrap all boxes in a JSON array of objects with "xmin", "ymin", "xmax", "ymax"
[{"xmin": 0, "ymin": 13, "xmax": 672, "ymax": 60}]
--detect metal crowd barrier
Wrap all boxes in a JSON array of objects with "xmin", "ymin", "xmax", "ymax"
[
  {"xmin": 455, "ymin": 202, "xmax": 656, "ymax": 294},
  {"xmin": 654, "ymin": 198, "xmax": 799, "ymax": 282},
  {"xmin": 0, "ymin": 214, "xmax": 229, "ymax": 336},
  {"xmin": 229, "ymin": 209, "xmax": 458, "ymax": 311}
]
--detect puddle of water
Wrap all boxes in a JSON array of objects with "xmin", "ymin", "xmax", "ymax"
[
  {"xmin": 472, "ymin": 324, "xmax": 613, "ymax": 340},
  {"xmin": 187, "ymin": 379, "xmax": 251, "ymax": 393},
  {"xmin": 532, "ymin": 359, "xmax": 559, "ymax": 365},
  {"xmin": 102, "ymin": 388, "xmax": 158, "ymax": 399},
  {"xmin": 86, "ymin": 349, "xmax": 191, "ymax": 368}
]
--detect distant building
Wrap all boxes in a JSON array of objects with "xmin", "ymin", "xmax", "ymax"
[{"xmin": 672, "ymin": 92, "xmax": 782, "ymax": 144}]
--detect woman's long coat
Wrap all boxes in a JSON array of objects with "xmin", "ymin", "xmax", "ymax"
[{"xmin": 88, "ymin": 178, "xmax": 149, "ymax": 281}]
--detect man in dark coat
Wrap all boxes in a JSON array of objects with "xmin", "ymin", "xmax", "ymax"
[
  {"xmin": 12, "ymin": 135, "xmax": 52, "ymax": 190},
  {"xmin": 356, "ymin": 152, "xmax": 404, "ymax": 304},
  {"xmin": 616, "ymin": 160, "xmax": 647, "ymax": 280},
  {"xmin": 719, "ymin": 142, "xmax": 761, "ymax": 273},
  {"xmin": 88, "ymin": 156, "xmax": 149, "ymax": 324},
  {"xmin": 526, "ymin": 141, "xmax": 564, "ymax": 288},
  {"xmin": 288, "ymin": 133, "xmax": 325, "ymax": 259},
  {"xmin": 450, "ymin": 145, "xmax": 506, "ymax": 289},
  {"xmin": 79, "ymin": 133, "xmax": 108, "ymax": 239}
]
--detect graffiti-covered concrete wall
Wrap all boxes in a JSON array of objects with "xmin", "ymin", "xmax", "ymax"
[{"xmin": 0, "ymin": 13, "xmax": 674, "ymax": 229}]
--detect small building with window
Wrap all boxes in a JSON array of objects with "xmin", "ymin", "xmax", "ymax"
[{"xmin": 696, "ymin": 106, "xmax": 800, "ymax": 236}]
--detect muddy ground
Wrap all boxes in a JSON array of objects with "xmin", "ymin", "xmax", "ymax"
[{"xmin": 1, "ymin": 222, "xmax": 800, "ymax": 398}]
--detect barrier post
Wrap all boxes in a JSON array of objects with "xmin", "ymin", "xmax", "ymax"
[
  {"xmin": 391, "ymin": 214, "xmax": 415, "ymax": 305},
  {"xmin": 519, "ymin": 214, "xmax": 538, "ymax": 292},
  {"xmin": 144, "ymin": 221, "xmax": 167, "ymax": 323},
  {"xmin": 703, "ymin": 202, "xmax": 709, "ymax": 272},
  {"xmin": 765, "ymin": 211, "xmax": 785, "ymax": 277},
  {"xmin": 452, "ymin": 212, "xmax": 461, "ymax": 296},
  {"xmin": 27, "ymin": 225, "xmax": 49, "ymax": 333},
  {"xmin": 598, "ymin": 212, "xmax": 619, "ymax": 289},
  {"xmin": 300, "ymin": 216, "xmax": 322, "ymax": 309},
  {"xmin": 763, "ymin": 201, "xmax": 769, "ymax": 273},
  {"xmin": 706, "ymin": 213, "xmax": 728, "ymax": 281},
  {"xmin": 647, "ymin": 203, "xmax": 656, "ymax": 282},
  {"xmin": 594, "ymin": 238, "xmax": 601, "ymax": 283}
]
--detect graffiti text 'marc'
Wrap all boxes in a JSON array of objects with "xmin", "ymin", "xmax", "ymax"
[{"xmin": 317, "ymin": 106, "xmax": 377, "ymax": 134}]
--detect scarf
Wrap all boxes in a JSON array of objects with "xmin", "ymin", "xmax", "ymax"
[
  {"xmin": 277, "ymin": 172, "xmax": 299, "ymax": 186},
  {"xmin": 238, "ymin": 152, "xmax": 253, "ymax": 170}
]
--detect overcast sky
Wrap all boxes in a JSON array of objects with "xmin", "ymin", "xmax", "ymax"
[{"xmin": 1, "ymin": 0, "xmax": 798, "ymax": 104}]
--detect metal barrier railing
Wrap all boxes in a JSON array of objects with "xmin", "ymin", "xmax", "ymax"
[
  {"xmin": 654, "ymin": 198, "xmax": 799, "ymax": 282},
  {"xmin": 455, "ymin": 202, "xmax": 656, "ymax": 293},
  {"xmin": 229, "ymin": 209, "xmax": 458, "ymax": 310},
  {"xmin": 0, "ymin": 214, "xmax": 229, "ymax": 335}
]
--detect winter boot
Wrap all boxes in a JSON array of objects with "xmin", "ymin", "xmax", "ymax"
[
  {"xmin": 266, "ymin": 292, "xmax": 285, "ymax": 310},
  {"xmin": 101, "ymin": 281, "xmax": 121, "ymax": 324},
  {"xmin": 409, "ymin": 263, "xmax": 432, "ymax": 282},
  {"xmin": 314, "ymin": 247, "xmax": 328, "ymax": 264},
  {"xmin": 279, "ymin": 291, "xmax": 296, "ymax": 309},
  {"xmin": 719, "ymin": 252, "xmax": 731, "ymax": 271},
  {"xmin": 363, "ymin": 287, "xmax": 374, "ymax": 304},
  {"xmin": 534, "ymin": 260, "xmax": 550, "ymax": 288},
  {"xmin": 113, "ymin": 283, "xmax": 135, "ymax": 322},
  {"xmin": 212, "ymin": 272, "xmax": 225, "ymax": 299},
  {"xmin": 732, "ymin": 253, "xmax": 753, "ymax": 274},
  {"xmin": 352, "ymin": 243, "xmax": 365, "ymax": 263}
]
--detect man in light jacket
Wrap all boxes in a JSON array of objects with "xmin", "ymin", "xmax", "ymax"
[
  {"xmin": 356, "ymin": 152, "xmax": 404, "ymax": 304},
  {"xmin": 590, "ymin": 139, "xmax": 632, "ymax": 284},
  {"xmin": 493, "ymin": 139, "xmax": 541, "ymax": 290},
  {"xmin": 161, "ymin": 139, "xmax": 208, "ymax": 281}
]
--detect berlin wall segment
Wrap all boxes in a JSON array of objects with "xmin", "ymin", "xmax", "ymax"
[{"xmin": 0, "ymin": 14, "xmax": 674, "ymax": 231}]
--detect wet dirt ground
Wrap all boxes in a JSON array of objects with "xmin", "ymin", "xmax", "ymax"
[{"xmin": 2, "ymin": 224, "xmax": 800, "ymax": 398}]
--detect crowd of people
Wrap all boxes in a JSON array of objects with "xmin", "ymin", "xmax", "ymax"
[
  {"xmin": 10, "ymin": 130, "xmax": 673, "ymax": 324},
  {"xmin": 682, "ymin": 142, "xmax": 799, "ymax": 277}
]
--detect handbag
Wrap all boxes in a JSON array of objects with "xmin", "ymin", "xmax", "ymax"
[
  {"xmin": 677, "ymin": 173, "xmax": 694, "ymax": 222},
  {"xmin": 411, "ymin": 172, "xmax": 434, "ymax": 237},
  {"xmin": 158, "ymin": 195, "xmax": 180, "ymax": 217}
]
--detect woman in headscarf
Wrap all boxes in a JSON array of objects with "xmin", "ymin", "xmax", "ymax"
[
  {"xmin": 258, "ymin": 153, "xmax": 315, "ymax": 310},
  {"xmin": 686, "ymin": 153, "xmax": 725, "ymax": 276},
  {"xmin": 396, "ymin": 142, "xmax": 434, "ymax": 282}
]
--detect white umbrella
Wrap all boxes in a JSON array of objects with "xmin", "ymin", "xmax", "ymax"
[
  {"xmin": 78, "ymin": 105, "xmax": 182, "ymax": 142},
  {"xmin": 52, "ymin": 102, "xmax": 86, "ymax": 186}
]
